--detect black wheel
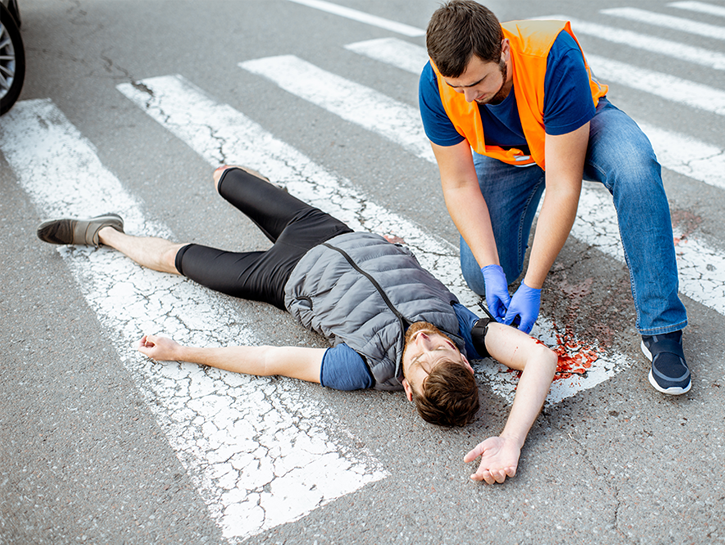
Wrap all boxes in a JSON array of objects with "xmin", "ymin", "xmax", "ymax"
[{"xmin": 0, "ymin": 1, "xmax": 25, "ymax": 115}]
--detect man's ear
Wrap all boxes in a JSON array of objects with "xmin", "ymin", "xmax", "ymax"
[
  {"xmin": 461, "ymin": 354, "xmax": 474, "ymax": 374},
  {"xmin": 501, "ymin": 38, "xmax": 510, "ymax": 63},
  {"xmin": 401, "ymin": 378, "xmax": 414, "ymax": 402}
]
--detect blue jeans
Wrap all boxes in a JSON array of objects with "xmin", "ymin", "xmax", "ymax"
[{"xmin": 460, "ymin": 98, "xmax": 687, "ymax": 335}]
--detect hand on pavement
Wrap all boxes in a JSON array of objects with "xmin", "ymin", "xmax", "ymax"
[
  {"xmin": 137, "ymin": 334, "xmax": 181, "ymax": 361},
  {"xmin": 481, "ymin": 264, "xmax": 511, "ymax": 321},
  {"xmin": 464, "ymin": 436, "xmax": 521, "ymax": 484},
  {"xmin": 503, "ymin": 282, "xmax": 541, "ymax": 334}
]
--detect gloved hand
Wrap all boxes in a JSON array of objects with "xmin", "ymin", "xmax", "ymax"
[
  {"xmin": 481, "ymin": 264, "xmax": 511, "ymax": 321},
  {"xmin": 503, "ymin": 282, "xmax": 541, "ymax": 334}
]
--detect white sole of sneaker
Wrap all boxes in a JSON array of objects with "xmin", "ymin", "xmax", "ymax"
[{"xmin": 648, "ymin": 369, "xmax": 691, "ymax": 395}]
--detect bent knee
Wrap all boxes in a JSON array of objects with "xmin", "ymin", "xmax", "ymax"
[
  {"xmin": 213, "ymin": 165, "xmax": 236, "ymax": 193},
  {"xmin": 213, "ymin": 165, "xmax": 270, "ymax": 192}
]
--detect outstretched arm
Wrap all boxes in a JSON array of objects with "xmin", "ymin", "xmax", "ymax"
[
  {"xmin": 137, "ymin": 334, "xmax": 325, "ymax": 383},
  {"xmin": 464, "ymin": 323, "xmax": 557, "ymax": 484}
]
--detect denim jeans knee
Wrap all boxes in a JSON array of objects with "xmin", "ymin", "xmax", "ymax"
[{"xmin": 583, "ymin": 98, "xmax": 687, "ymax": 333}]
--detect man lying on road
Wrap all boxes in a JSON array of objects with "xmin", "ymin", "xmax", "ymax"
[{"xmin": 37, "ymin": 165, "xmax": 556, "ymax": 484}]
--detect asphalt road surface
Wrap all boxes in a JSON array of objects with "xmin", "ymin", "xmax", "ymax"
[{"xmin": 1, "ymin": 0, "xmax": 724, "ymax": 543}]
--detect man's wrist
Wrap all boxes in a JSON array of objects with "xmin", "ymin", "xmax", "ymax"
[
  {"xmin": 522, "ymin": 274, "xmax": 545, "ymax": 290},
  {"xmin": 499, "ymin": 431, "xmax": 526, "ymax": 449},
  {"xmin": 175, "ymin": 344, "xmax": 191, "ymax": 361}
]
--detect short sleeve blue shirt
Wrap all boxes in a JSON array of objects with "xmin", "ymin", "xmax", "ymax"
[
  {"xmin": 319, "ymin": 304, "xmax": 486, "ymax": 390},
  {"xmin": 418, "ymin": 31, "xmax": 597, "ymax": 148}
]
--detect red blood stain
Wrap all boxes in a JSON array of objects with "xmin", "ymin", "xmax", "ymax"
[
  {"xmin": 552, "ymin": 322, "xmax": 598, "ymax": 381},
  {"xmin": 503, "ymin": 327, "xmax": 599, "ymax": 385},
  {"xmin": 672, "ymin": 209, "xmax": 701, "ymax": 247},
  {"xmin": 546, "ymin": 276, "xmax": 602, "ymax": 382}
]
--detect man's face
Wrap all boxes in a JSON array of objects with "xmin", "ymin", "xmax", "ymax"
[
  {"xmin": 401, "ymin": 322, "xmax": 473, "ymax": 401},
  {"xmin": 442, "ymin": 41, "xmax": 511, "ymax": 105}
]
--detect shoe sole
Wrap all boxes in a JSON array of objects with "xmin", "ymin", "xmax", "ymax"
[{"xmin": 641, "ymin": 340, "xmax": 691, "ymax": 395}]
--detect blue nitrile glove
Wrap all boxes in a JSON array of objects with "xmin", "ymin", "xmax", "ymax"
[
  {"xmin": 481, "ymin": 264, "xmax": 511, "ymax": 321},
  {"xmin": 503, "ymin": 282, "xmax": 541, "ymax": 334}
]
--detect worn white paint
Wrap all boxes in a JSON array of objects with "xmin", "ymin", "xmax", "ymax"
[
  {"xmin": 347, "ymin": 37, "xmax": 725, "ymax": 190},
  {"xmin": 601, "ymin": 7, "xmax": 725, "ymax": 40},
  {"xmin": 240, "ymin": 55, "xmax": 435, "ymax": 163},
  {"xmin": 669, "ymin": 1, "xmax": 725, "ymax": 18},
  {"xmin": 238, "ymin": 53, "xmax": 725, "ymax": 318},
  {"xmin": 0, "ymin": 99, "xmax": 387, "ymax": 542},
  {"xmin": 573, "ymin": 184, "xmax": 725, "ymax": 316},
  {"xmin": 286, "ymin": 0, "xmax": 424, "ymax": 36},
  {"xmin": 586, "ymin": 53, "xmax": 725, "ymax": 116},
  {"xmin": 345, "ymin": 37, "xmax": 429, "ymax": 75},
  {"xmin": 540, "ymin": 15, "xmax": 725, "ymax": 71},
  {"xmin": 636, "ymin": 122, "xmax": 725, "ymax": 191}
]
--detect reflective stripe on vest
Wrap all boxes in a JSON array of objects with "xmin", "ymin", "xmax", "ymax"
[{"xmin": 432, "ymin": 20, "xmax": 608, "ymax": 169}]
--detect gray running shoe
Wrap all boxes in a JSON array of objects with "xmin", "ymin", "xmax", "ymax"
[{"xmin": 37, "ymin": 214, "xmax": 124, "ymax": 247}]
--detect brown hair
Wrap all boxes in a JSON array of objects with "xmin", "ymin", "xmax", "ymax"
[
  {"xmin": 426, "ymin": 0, "xmax": 504, "ymax": 78},
  {"xmin": 412, "ymin": 358, "xmax": 480, "ymax": 427}
]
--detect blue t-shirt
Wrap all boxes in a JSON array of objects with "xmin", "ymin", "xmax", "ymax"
[
  {"xmin": 418, "ymin": 31, "xmax": 597, "ymax": 149},
  {"xmin": 319, "ymin": 303, "xmax": 484, "ymax": 391}
]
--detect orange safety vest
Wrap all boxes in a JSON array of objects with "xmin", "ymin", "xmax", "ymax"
[{"xmin": 431, "ymin": 20, "xmax": 608, "ymax": 169}]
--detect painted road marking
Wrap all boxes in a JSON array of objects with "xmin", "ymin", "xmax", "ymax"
[
  {"xmin": 573, "ymin": 184, "xmax": 725, "ymax": 320},
  {"xmin": 540, "ymin": 15, "xmax": 725, "ymax": 71},
  {"xmin": 635, "ymin": 121, "xmax": 725, "ymax": 191},
  {"xmin": 586, "ymin": 53, "xmax": 725, "ymax": 117},
  {"xmin": 286, "ymin": 0, "xmax": 424, "ymax": 36},
  {"xmin": 347, "ymin": 37, "xmax": 725, "ymax": 191},
  {"xmin": 345, "ymin": 37, "xmax": 429, "ymax": 75},
  {"xmin": 116, "ymin": 73, "xmax": 620, "ymax": 404},
  {"xmin": 239, "ymin": 53, "xmax": 725, "ymax": 317},
  {"xmin": 0, "ymin": 99, "xmax": 387, "ymax": 543},
  {"xmin": 601, "ymin": 7, "xmax": 725, "ymax": 40},
  {"xmin": 239, "ymin": 55, "xmax": 433, "ymax": 162},
  {"xmin": 669, "ymin": 1, "xmax": 725, "ymax": 18}
]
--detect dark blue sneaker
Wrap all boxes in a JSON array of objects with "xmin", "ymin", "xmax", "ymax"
[{"xmin": 641, "ymin": 331, "xmax": 691, "ymax": 395}]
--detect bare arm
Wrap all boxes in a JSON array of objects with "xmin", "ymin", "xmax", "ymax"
[
  {"xmin": 524, "ymin": 123, "xmax": 589, "ymax": 288},
  {"xmin": 137, "ymin": 334, "xmax": 325, "ymax": 383},
  {"xmin": 464, "ymin": 323, "xmax": 557, "ymax": 484},
  {"xmin": 431, "ymin": 141, "xmax": 500, "ymax": 267}
]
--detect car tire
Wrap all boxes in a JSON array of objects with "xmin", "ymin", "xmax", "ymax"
[{"xmin": 0, "ymin": 1, "xmax": 25, "ymax": 116}]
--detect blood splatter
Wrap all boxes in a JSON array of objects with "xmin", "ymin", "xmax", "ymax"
[{"xmin": 552, "ymin": 321, "xmax": 598, "ymax": 381}]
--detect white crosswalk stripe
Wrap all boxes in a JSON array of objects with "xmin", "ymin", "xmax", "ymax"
[
  {"xmin": 601, "ymin": 7, "xmax": 725, "ymax": 40},
  {"xmin": 542, "ymin": 15, "xmax": 725, "ymax": 71},
  {"xmin": 0, "ymin": 99, "xmax": 387, "ymax": 542},
  {"xmin": 345, "ymin": 37, "xmax": 430, "ymax": 74},
  {"xmin": 669, "ymin": 0, "xmax": 725, "ymax": 17},
  {"xmin": 238, "ymin": 52, "xmax": 725, "ymax": 317},
  {"xmin": 287, "ymin": 0, "xmax": 424, "ymax": 36},
  {"xmin": 586, "ymin": 53, "xmax": 725, "ymax": 116},
  {"xmin": 239, "ymin": 55, "xmax": 434, "ymax": 162}
]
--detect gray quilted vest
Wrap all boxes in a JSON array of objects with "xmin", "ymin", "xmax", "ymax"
[{"xmin": 284, "ymin": 232, "xmax": 464, "ymax": 391}]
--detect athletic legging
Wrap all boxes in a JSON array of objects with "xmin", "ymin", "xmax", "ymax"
[{"xmin": 174, "ymin": 168, "xmax": 353, "ymax": 309}]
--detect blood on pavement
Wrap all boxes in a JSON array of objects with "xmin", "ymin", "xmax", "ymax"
[{"xmin": 512, "ymin": 324, "xmax": 598, "ymax": 383}]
